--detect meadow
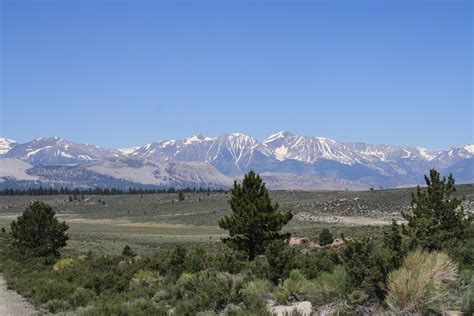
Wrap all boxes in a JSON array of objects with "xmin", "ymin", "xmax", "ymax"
[
  {"xmin": 0, "ymin": 185, "xmax": 473, "ymax": 255},
  {"xmin": 0, "ymin": 184, "xmax": 473, "ymax": 315}
]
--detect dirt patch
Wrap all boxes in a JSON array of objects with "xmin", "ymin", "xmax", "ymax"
[
  {"xmin": 294, "ymin": 212, "xmax": 400, "ymax": 226},
  {"xmin": 0, "ymin": 275, "xmax": 37, "ymax": 316}
]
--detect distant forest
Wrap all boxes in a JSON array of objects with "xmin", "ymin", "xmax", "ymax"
[{"xmin": 0, "ymin": 186, "xmax": 228, "ymax": 196}]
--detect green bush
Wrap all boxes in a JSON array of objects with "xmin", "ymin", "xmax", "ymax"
[
  {"xmin": 70, "ymin": 287, "xmax": 96, "ymax": 307},
  {"xmin": 461, "ymin": 271, "xmax": 474, "ymax": 314},
  {"xmin": 265, "ymin": 240, "xmax": 295, "ymax": 284},
  {"xmin": 53, "ymin": 258, "xmax": 76, "ymax": 271},
  {"xmin": 122, "ymin": 245, "xmax": 136, "ymax": 257},
  {"xmin": 33, "ymin": 279, "xmax": 76, "ymax": 304},
  {"xmin": 241, "ymin": 279, "xmax": 272, "ymax": 313},
  {"xmin": 273, "ymin": 288, "xmax": 290, "ymax": 304},
  {"xmin": 216, "ymin": 249, "xmax": 247, "ymax": 274},
  {"xmin": 341, "ymin": 238, "xmax": 391, "ymax": 300},
  {"xmin": 131, "ymin": 270, "xmax": 161, "ymax": 287},
  {"xmin": 173, "ymin": 271, "xmax": 238, "ymax": 314},
  {"xmin": 348, "ymin": 289, "xmax": 369, "ymax": 305},
  {"xmin": 41, "ymin": 299, "xmax": 70, "ymax": 313},
  {"xmin": 311, "ymin": 265, "xmax": 347, "ymax": 304},
  {"xmin": 319, "ymin": 228, "xmax": 334, "ymax": 246},
  {"xmin": 292, "ymin": 249, "xmax": 336, "ymax": 279},
  {"xmin": 282, "ymin": 270, "xmax": 310, "ymax": 296}
]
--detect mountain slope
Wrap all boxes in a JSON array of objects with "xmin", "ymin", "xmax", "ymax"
[
  {"xmin": 0, "ymin": 133, "xmax": 472, "ymax": 190},
  {"xmin": 0, "ymin": 158, "xmax": 233, "ymax": 190},
  {"xmin": 4, "ymin": 137, "xmax": 120, "ymax": 166}
]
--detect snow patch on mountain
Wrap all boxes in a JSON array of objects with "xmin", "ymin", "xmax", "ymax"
[
  {"xmin": 464, "ymin": 144, "xmax": 474, "ymax": 154},
  {"xmin": 118, "ymin": 147, "xmax": 140, "ymax": 155},
  {"xmin": 0, "ymin": 138, "xmax": 17, "ymax": 155}
]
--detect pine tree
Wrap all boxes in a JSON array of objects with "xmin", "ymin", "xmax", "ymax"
[
  {"xmin": 10, "ymin": 201, "xmax": 69, "ymax": 257},
  {"xmin": 122, "ymin": 245, "xmax": 136, "ymax": 257},
  {"xmin": 402, "ymin": 169, "xmax": 472, "ymax": 251},
  {"xmin": 382, "ymin": 220, "xmax": 404, "ymax": 270},
  {"xmin": 219, "ymin": 171, "xmax": 293, "ymax": 260},
  {"xmin": 319, "ymin": 228, "xmax": 334, "ymax": 246}
]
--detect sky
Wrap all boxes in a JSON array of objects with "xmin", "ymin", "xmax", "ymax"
[{"xmin": 1, "ymin": 0, "xmax": 472, "ymax": 149}]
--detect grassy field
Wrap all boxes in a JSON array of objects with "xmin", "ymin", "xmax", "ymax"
[{"xmin": 0, "ymin": 184, "xmax": 473, "ymax": 255}]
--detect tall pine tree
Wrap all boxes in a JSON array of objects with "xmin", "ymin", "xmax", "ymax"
[
  {"xmin": 219, "ymin": 171, "xmax": 293, "ymax": 260},
  {"xmin": 11, "ymin": 201, "xmax": 69, "ymax": 257},
  {"xmin": 402, "ymin": 169, "xmax": 472, "ymax": 251}
]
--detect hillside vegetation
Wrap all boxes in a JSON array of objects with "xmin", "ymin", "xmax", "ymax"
[{"xmin": 0, "ymin": 171, "xmax": 472, "ymax": 315}]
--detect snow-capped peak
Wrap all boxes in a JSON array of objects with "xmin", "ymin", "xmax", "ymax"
[
  {"xmin": 118, "ymin": 147, "xmax": 140, "ymax": 155},
  {"xmin": 463, "ymin": 144, "xmax": 474, "ymax": 154},
  {"xmin": 263, "ymin": 131, "xmax": 293, "ymax": 144},
  {"xmin": 184, "ymin": 134, "xmax": 214, "ymax": 145},
  {"xmin": 417, "ymin": 147, "xmax": 436, "ymax": 161},
  {"xmin": 0, "ymin": 138, "xmax": 17, "ymax": 154}
]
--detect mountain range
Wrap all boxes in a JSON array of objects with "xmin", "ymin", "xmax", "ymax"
[{"xmin": 0, "ymin": 132, "xmax": 472, "ymax": 190}]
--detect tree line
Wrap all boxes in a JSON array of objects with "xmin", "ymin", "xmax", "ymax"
[{"xmin": 0, "ymin": 186, "xmax": 228, "ymax": 196}]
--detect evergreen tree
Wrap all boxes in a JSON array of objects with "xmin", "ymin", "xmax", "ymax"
[
  {"xmin": 319, "ymin": 228, "xmax": 334, "ymax": 246},
  {"xmin": 10, "ymin": 201, "xmax": 69, "ymax": 257},
  {"xmin": 122, "ymin": 245, "xmax": 136, "ymax": 257},
  {"xmin": 265, "ymin": 240, "xmax": 295, "ymax": 284},
  {"xmin": 383, "ymin": 220, "xmax": 404, "ymax": 268},
  {"xmin": 219, "ymin": 171, "xmax": 293, "ymax": 260},
  {"xmin": 402, "ymin": 169, "xmax": 472, "ymax": 251}
]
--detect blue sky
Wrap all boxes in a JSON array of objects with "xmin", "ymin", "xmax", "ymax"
[{"xmin": 1, "ymin": 0, "xmax": 472, "ymax": 149}]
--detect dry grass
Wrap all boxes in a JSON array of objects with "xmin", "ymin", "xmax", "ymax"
[{"xmin": 385, "ymin": 249, "xmax": 460, "ymax": 313}]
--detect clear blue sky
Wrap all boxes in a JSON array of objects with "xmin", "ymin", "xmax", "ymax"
[{"xmin": 1, "ymin": 0, "xmax": 472, "ymax": 149}]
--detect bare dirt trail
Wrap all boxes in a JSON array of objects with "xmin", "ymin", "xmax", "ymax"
[{"xmin": 0, "ymin": 275, "xmax": 37, "ymax": 316}]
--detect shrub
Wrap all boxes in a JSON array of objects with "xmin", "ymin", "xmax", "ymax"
[
  {"xmin": 341, "ymin": 237, "xmax": 396, "ymax": 300},
  {"xmin": 70, "ymin": 287, "xmax": 96, "ymax": 307},
  {"xmin": 33, "ymin": 279, "xmax": 76, "ymax": 304},
  {"xmin": 216, "ymin": 249, "xmax": 247, "ymax": 274},
  {"xmin": 173, "ymin": 271, "xmax": 238, "ymax": 314},
  {"xmin": 247, "ymin": 255, "xmax": 271, "ymax": 280},
  {"xmin": 53, "ymin": 258, "xmax": 76, "ymax": 271},
  {"xmin": 131, "ymin": 270, "xmax": 161, "ymax": 287},
  {"xmin": 166, "ymin": 245, "xmax": 187, "ymax": 279},
  {"xmin": 273, "ymin": 288, "xmax": 290, "ymax": 304},
  {"xmin": 282, "ymin": 270, "xmax": 310, "ymax": 296},
  {"xmin": 311, "ymin": 265, "xmax": 347, "ymax": 304},
  {"xmin": 292, "ymin": 249, "xmax": 336, "ymax": 279},
  {"xmin": 241, "ymin": 279, "xmax": 272, "ymax": 313},
  {"xmin": 348, "ymin": 289, "xmax": 369, "ymax": 305},
  {"xmin": 448, "ymin": 232, "xmax": 474, "ymax": 270},
  {"xmin": 461, "ymin": 271, "xmax": 474, "ymax": 314},
  {"xmin": 41, "ymin": 299, "xmax": 70, "ymax": 313},
  {"xmin": 319, "ymin": 228, "xmax": 334, "ymax": 246},
  {"xmin": 122, "ymin": 245, "xmax": 136, "ymax": 257},
  {"xmin": 184, "ymin": 246, "xmax": 212, "ymax": 273},
  {"xmin": 265, "ymin": 240, "xmax": 295, "ymax": 284},
  {"xmin": 385, "ymin": 249, "xmax": 460, "ymax": 314},
  {"xmin": 10, "ymin": 201, "xmax": 69, "ymax": 257}
]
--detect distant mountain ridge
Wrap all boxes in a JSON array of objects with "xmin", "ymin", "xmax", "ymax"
[{"xmin": 0, "ymin": 134, "xmax": 472, "ymax": 190}]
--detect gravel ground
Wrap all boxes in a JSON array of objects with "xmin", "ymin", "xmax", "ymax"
[{"xmin": 0, "ymin": 275, "xmax": 37, "ymax": 316}]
